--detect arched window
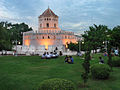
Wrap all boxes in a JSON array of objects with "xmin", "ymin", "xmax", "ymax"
[
  {"xmin": 46, "ymin": 23, "xmax": 49, "ymax": 28},
  {"xmin": 65, "ymin": 36, "xmax": 67, "ymax": 39},
  {"xmin": 48, "ymin": 36, "xmax": 50, "ymax": 39},
  {"xmin": 47, "ymin": 18, "xmax": 49, "ymax": 20},
  {"xmin": 44, "ymin": 18, "xmax": 46, "ymax": 20},
  {"xmin": 42, "ymin": 36, "xmax": 44, "ymax": 39},
  {"xmin": 54, "ymin": 24, "xmax": 56, "ymax": 28}
]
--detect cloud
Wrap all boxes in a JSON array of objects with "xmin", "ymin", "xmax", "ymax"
[
  {"xmin": 0, "ymin": 0, "xmax": 19, "ymax": 20},
  {"xmin": 0, "ymin": 0, "xmax": 120, "ymax": 34}
]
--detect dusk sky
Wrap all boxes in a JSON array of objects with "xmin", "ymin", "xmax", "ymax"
[{"xmin": 0, "ymin": 0, "xmax": 120, "ymax": 34}]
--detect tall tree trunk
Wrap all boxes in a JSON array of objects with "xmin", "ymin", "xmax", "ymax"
[{"xmin": 107, "ymin": 42, "xmax": 112, "ymax": 71}]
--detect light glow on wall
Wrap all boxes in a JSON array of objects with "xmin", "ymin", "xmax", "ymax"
[
  {"xmin": 25, "ymin": 39, "xmax": 30, "ymax": 46},
  {"xmin": 37, "ymin": 39, "xmax": 54, "ymax": 50}
]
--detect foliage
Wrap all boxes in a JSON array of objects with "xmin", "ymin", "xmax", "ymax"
[
  {"xmin": 37, "ymin": 78, "xmax": 75, "ymax": 90},
  {"xmin": 81, "ymin": 50, "xmax": 91, "ymax": 85},
  {"xmin": 10, "ymin": 22, "xmax": 32, "ymax": 45},
  {"xmin": 68, "ymin": 42, "xmax": 79, "ymax": 52},
  {"xmin": 107, "ymin": 41, "xmax": 113, "ymax": 70},
  {"xmin": 82, "ymin": 24, "xmax": 108, "ymax": 53},
  {"xmin": 111, "ymin": 26, "xmax": 120, "ymax": 57},
  {"xmin": 82, "ymin": 51, "xmax": 91, "ymax": 73},
  {"xmin": 67, "ymin": 41, "xmax": 85, "ymax": 52},
  {"xmin": 112, "ymin": 57, "xmax": 120, "ymax": 67},
  {"xmin": 91, "ymin": 64, "xmax": 111, "ymax": 79},
  {"xmin": 0, "ymin": 22, "xmax": 12, "ymax": 50},
  {"xmin": 0, "ymin": 21, "xmax": 32, "ymax": 50}
]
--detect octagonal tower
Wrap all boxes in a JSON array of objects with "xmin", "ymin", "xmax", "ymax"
[{"xmin": 38, "ymin": 7, "xmax": 61, "ymax": 31}]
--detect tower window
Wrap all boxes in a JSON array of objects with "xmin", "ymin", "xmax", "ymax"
[
  {"xmin": 65, "ymin": 36, "xmax": 67, "ymax": 39},
  {"xmin": 54, "ymin": 24, "xmax": 56, "ymax": 28},
  {"xmin": 46, "ymin": 23, "xmax": 49, "ymax": 28},
  {"xmin": 48, "ymin": 36, "xmax": 50, "ymax": 39}
]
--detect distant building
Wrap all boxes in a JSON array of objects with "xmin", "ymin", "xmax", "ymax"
[{"xmin": 23, "ymin": 7, "xmax": 81, "ymax": 51}]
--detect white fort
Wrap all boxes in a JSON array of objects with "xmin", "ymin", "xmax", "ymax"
[{"xmin": 16, "ymin": 7, "xmax": 81, "ymax": 55}]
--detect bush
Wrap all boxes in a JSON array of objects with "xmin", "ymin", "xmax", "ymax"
[
  {"xmin": 37, "ymin": 78, "xmax": 75, "ymax": 90},
  {"xmin": 112, "ymin": 57, "xmax": 120, "ymax": 67},
  {"xmin": 91, "ymin": 64, "xmax": 111, "ymax": 79}
]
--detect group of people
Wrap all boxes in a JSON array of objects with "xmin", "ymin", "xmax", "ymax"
[
  {"xmin": 104, "ymin": 49, "xmax": 119, "ymax": 56},
  {"xmin": 64, "ymin": 55, "xmax": 74, "ymax": 64},
  {"xmin": 41, "ymin": 52, "xmax": 59, "ymax": 59}
]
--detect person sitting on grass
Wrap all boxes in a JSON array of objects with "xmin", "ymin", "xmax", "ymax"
[
  {"xmin": 41, "ymin": 52, "xmax": 46, "ymax": 59},
  {"xmin": 103, "ymin": 51, "xmax": 107, "ymax": 56},
  {"xmin": 59, "ymin": 51, "xmax": 63, "ymax": 56},
  {"xmin": 55, "ymin": 52, "xmax": 59, "ymax": 58},
  {"xmin": 46, "ymin": 52, "xmax": 51, "ymax": 59},
  {"xmin": 64, "ymin": 55, "xmax": 69, "ymax": 63},
  {"xmin": 99, "ymin": 57, "xmax": 104, "ymax": 64},
  {"xmin": 114, "ymin": 49, "xmax": 119, "ymax": 56},
  {"xmin": 49, "ymin": 52, "xmax": 53, "ymax": 58},
  {"xmin": 66, "ymin": 56, "xmax": 74, "ymax": 64},
  {"xmin": 69, "ymin": 56, "xmax": 74, "ymax": 64}
]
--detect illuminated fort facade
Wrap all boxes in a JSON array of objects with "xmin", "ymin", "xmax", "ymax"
[{"xmin": 23, "ymin": 8, "xmax": 80, "ymax": 51}]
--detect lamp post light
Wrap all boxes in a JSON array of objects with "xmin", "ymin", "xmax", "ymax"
[
  {"xmin": 15, "ymin": 40, "xmax": 18, "ymax": 56},
  {"xmin": 78, "ymin": 40, "xmax": 84, "ymax": 53},
  {"xmin": 14, "ymin": 40, "xmax": 21, "ymax": 56}
]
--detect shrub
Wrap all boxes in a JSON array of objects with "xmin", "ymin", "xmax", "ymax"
[
  {"xmin": 37, "ymin": 78, "xmax": 75, "ymax": 90},
  {"xmin": 112, "ymin": 57, "xmax": 120, "ymax": 67},
  {"xmin": 91, "ymin": 64, "xmax": 111, "ymax": 79}
]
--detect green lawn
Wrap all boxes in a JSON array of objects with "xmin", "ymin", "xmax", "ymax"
[{"xmin": 0, "ymin": 54, "xmax": 120, "ymax": 90}]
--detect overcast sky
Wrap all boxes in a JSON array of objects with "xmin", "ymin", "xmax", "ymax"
[{"xmin": 0, "ymin": 0, "xmax": 120, "ymax": 33}]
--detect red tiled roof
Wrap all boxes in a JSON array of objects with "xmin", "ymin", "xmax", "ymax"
[{"xmin": 39, "ymin": 8, "xmax": 58, "ymax": 18}]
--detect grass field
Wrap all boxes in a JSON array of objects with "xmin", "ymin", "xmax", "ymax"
[{"xmin": 0, "ymin": 54, "xmax": 120, "ymax": 90}]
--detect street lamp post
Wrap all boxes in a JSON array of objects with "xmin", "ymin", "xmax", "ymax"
[
  {"xmin": 79, "ymin": 40, "xmax": 84, "ymax": 53},
  {"xmin": 79, "ymin": 40, "xmax": 81, "ymax": 53},
  {"xmin": 15, "ymin": 40, "xmax": 18, "ymax": 56}
]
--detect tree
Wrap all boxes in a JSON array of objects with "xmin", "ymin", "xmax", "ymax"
[
  {"xmin": 83, "ymin": 24, "xmax": 108, "ymax": 53},
  {"xmin": 0, "ymin": 22, "xmax": 12, "ymax": 50},
  {"xmin": 0, "ymin": 21, "xmax": 33, "ymax": 51},
  {"xmin": 10, "ymin": 23, "xmax": 32, "ymax": 45},
  {"xmin": 68, "ymin": 42, "xmax": 79, "ymax": 52},
  {"xmin": 111, "ymin": 26, "xmax": 120, "ymax": 57},
  {"xmin": 105, "ymin": 29, "xmax": 113, "ymax": 71},
  {"xmin": 81, "ymin": 31, "xmax": 92, "ymax": 85},
  {"xmin": 81, "ymin": 44, "xmax": 91, "ymax": 86}
]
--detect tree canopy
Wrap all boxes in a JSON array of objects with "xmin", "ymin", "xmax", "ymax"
[{"xmin": 0, "ymin": 21, "xmax": 32, "ymax": 51}]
